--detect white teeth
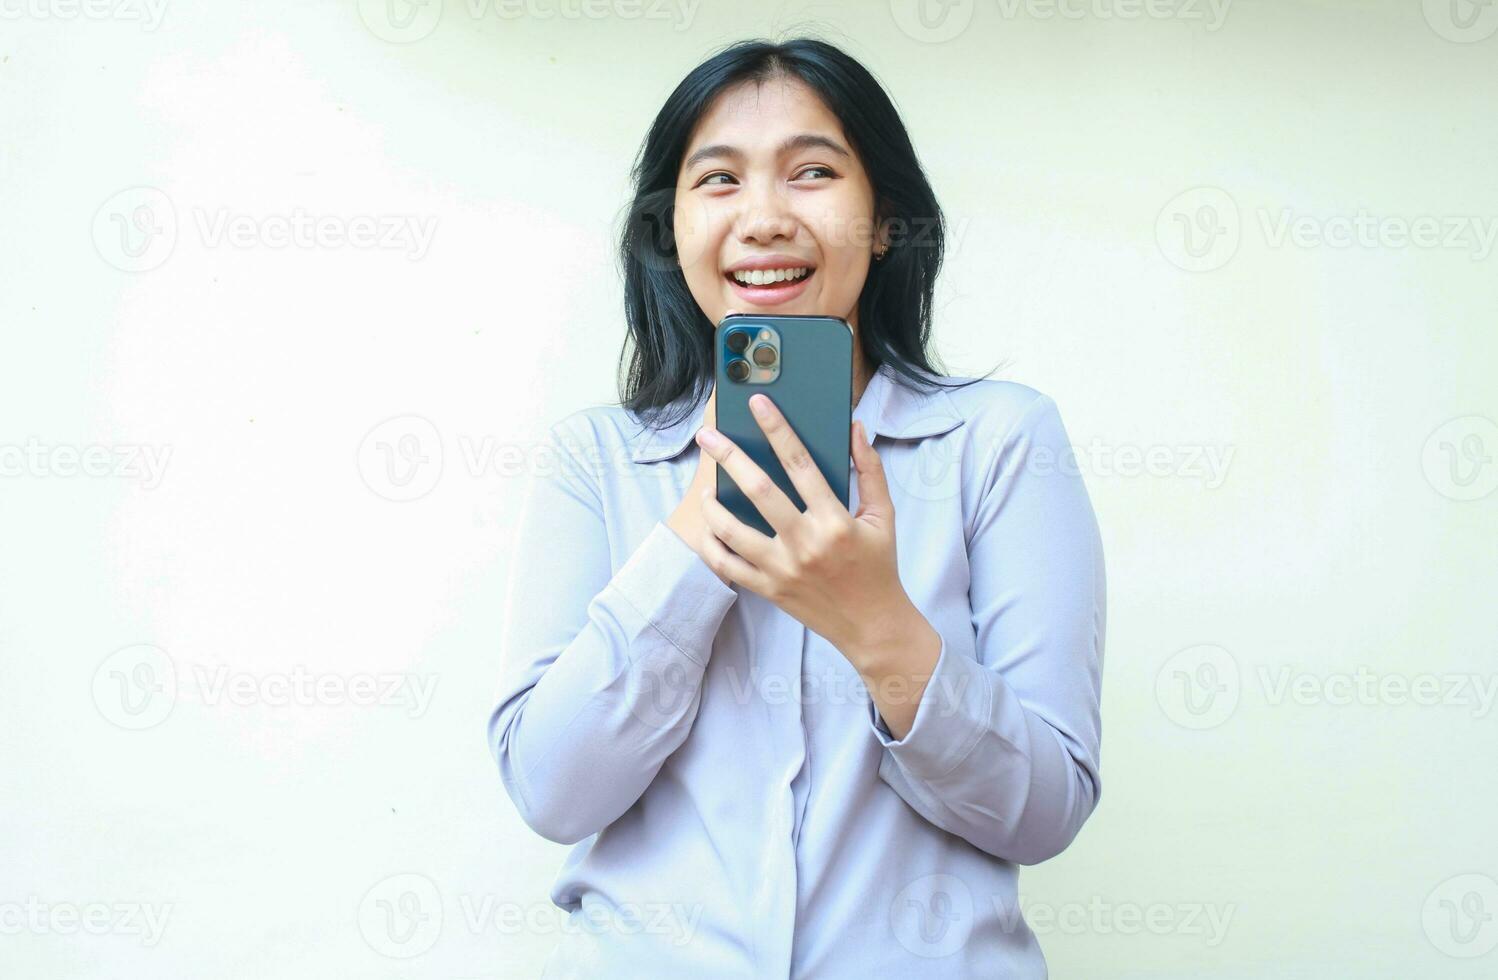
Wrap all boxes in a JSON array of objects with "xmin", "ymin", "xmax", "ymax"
[{"xmin": 731, "ymin": 267, "xmax": 810, "ymax": 286}]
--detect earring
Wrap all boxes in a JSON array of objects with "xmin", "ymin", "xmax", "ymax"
[{"xmin": 874, "ymin": 246, "xmax": 888, "ymax": 261}]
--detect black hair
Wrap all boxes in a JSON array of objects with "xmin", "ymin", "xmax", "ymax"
[{"xmin": 616, "ymin": 36, "xmax": 995, "ymax": 427}]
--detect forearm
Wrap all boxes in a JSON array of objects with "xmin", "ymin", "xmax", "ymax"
[
  {"xmin": 492, "ymin": 521, "xmax": 737, "ymax": 844},
  {"xmin": 493, "ymin": 619, "xmax": 710, "ymax": 844},
  {"xmin": 840, "ymin": 601, "xmax": 943, "ymax": 741},
  {"xmin": 850, "ymin": 607, "xmax": 1102, "ymax": 864},
  {"xmin": 812, "ymin": 393, "xmax": 1106, "ymax": 865}
]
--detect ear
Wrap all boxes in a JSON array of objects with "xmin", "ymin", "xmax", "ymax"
[{"xmin": 873, "ymin": 196, "xmax": 893, "ymax": 253}]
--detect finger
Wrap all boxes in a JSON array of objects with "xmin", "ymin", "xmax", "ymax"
[
  {"xmin": 747, "ymin": 393, "xmax": 841, "ymax": 513},
  {"xmin": 700, "ymin": 484, "xmax": 776, "ymax": 567},
  {"xmin": 851, "ymin": 420, "xmax": 895, "ymax": 525},
  {"xmin": 699, "ymin": 490, "xmax": 774, "ymax": 591},
  {"xmin": 695, "ymin": 426, "xmax": 801, "ymax": 535},
  {"xmin": 699, "ymin": 521, "xmax": 750, "ymax": 587}
]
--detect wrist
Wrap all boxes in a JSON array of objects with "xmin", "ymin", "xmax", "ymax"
[
  {"xmin": 840, "ymin": 597, "xmax": 936, "ymax": 672},
  {"xmin": 664, "ymin": 493, "xmax": 731, "ymax": 588}
]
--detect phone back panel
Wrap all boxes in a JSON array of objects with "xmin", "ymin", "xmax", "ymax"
[{"xmin": 714, "ymin": 315, "xmax": 853, "ymax": 538}]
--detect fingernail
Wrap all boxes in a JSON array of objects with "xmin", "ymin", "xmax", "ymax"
[
  {"xmin": 697, "ymin": 427, "xmax": 723, "ymax": 448},
  {"xmin": 750, "ymin": 394, "xmax": 770, "ymax": 417}
]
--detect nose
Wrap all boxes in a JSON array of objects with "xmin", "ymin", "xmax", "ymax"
[{"xmin": 734, "ymin": 180, "xmax": 797, "ymax": 246}]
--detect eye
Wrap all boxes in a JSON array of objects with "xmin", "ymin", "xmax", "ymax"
[
  {"xmin": 696, "ymin": 172, "xmax": 737, "ymax": 187},
  {"xmin": 794, "ymin": 165, "xmax": 837, "ymax": 181}
]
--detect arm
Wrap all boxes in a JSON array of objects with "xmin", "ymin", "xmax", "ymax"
[
  {"xmin": 487, "ymin": 420, "xmax": 737, "ymax": 844},
  {"xmin": 860, "ymin": 393, "xmax": 1106, "ymax": 865}
]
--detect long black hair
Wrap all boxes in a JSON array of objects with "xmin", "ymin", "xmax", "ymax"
[{"xmin": 618, "ymin": 36, "xmax": 994, "ymax": 428}]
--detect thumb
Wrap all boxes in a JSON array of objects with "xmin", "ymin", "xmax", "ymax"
[{"xmin": 851, "ymin": 420, "xmax": 894, "ymax": 525}]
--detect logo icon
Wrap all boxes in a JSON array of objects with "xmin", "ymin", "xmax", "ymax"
[
  {"xmin": 1156, "ymin": 186, "xmax": 1240, "ymax": 272},
  {"xmin": 357, "ymin": 415, "xmax": 444, "ymax": 502},
  {"xmin": 890, "ymin": 873, "xmax": 974, "ymax": 958},
  {"xmin": 1423, "ymin": 873, "xmax": 1498, "ymax": 957},
  {"xmin": 626, "ymin": 659, "xmax": 698, "ymax": 731},
  {"xmin": 357, "ymin": 0, "xmax": 442, "ymax": 43},
  {"xmin": 884, "ymin": 424, "xmax": 964, "ymax": 502},
  {"xmin": 1422, "ymin": 0, "xmax": 1498, "ymax": 42},
  {"xmin": 93, "ymin": 187, "xmax": 177, "ymax": 273},
  {"xmin": 889, "ymin": 0, "xmax": 976, "ymax": 44},
  {"xmin": 358, "ymin": 873, "xmax": 443, "ymax": 958},
  {"xmin": 1155, "ymin": 643, "xmax": 1240, "ymax": 730},
  {"xmin": 1422, "ymin": 416, "xmax": 1498, "ymax": 501},
  {"xmin": 626, "ymin": 188, "xmax": 711, "ymax": 275},
  {"xmin": 92, "ymin": 644, "xmax": 177, "ymax": 730}
]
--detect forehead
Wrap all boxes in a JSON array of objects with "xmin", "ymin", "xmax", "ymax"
[{"xmin": 684, "ymin": 75, "xmax": 845, "ymax": 154}]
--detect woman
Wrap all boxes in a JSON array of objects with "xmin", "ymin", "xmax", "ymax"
[{"xmin": 489, "ymin": 37, "xmax": 1106, "ymax": 978}]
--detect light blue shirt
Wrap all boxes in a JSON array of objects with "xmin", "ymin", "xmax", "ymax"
[{"xmin": 488, "ymin": 362, "xmax": 1106, "ymax": 978}]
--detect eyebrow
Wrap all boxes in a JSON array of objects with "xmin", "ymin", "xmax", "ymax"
[{"xmin": 682, "ymin": 133, "xmax": 852, "ymax": 174}]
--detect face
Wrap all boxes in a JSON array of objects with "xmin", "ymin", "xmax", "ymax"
[{"xmin": 673, "ymin": 75, "xmax": 886, "ymax": 331}]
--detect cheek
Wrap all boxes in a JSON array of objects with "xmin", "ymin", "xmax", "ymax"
[
  {"xmin": 808, "ymin": 224, "xmax": 871, "ymax": 298},
  {"xmin": 674, "ymin": 237, "xmax": 720, "ymax": 298},
  {"xmin": 671, "ymin": 195, "xmax": 718, "ymax": 278},
  {"xmin": 807, "ymin": 204, "xmax": 876, "ymax": 269},
  {"xmin": 822, "ymin": 261, "xmax": 869, "ymax": 308}
]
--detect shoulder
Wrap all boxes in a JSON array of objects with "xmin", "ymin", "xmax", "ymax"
[
  {"xmin": 917, "ymin": 376, "xmax": 1093, "ymax": 514},
  {"xmin": 548, "ymin": 403, "xmax": 638, "ymax": 450},
  {"xmin": 544, "ymin": 399, "xmax": 689, "ymax": 471},
  {"xmin": 905, "ymin": 371, "xmax": 1067, "ymax": 448}
]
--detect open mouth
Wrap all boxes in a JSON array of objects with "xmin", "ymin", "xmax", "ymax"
[
  {"xmin": 723, "ymin": 266, "xmax": 816, "ymax": 305},
  {"xmin": 725, "ymin": 266, "xmax": 814, "ymax": 287}
]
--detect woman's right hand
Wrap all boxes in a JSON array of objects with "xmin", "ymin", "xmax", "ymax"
[{"xmin": 665, "ymin": 310, "xmax": 739, "ymax": 584}]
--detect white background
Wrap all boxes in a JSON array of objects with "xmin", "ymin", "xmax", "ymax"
[{"xmin": 3, "ymin": 0, "xmax": 1496, "ymax": 976}]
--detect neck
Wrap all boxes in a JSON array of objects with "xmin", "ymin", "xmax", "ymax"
[
  {"xmin": 847, "ymin": 304, "xmax": 880, "ymax": 408},
  {"xmin": 851, "ymin": 332, "xmax": 875, "ymax": 409}
]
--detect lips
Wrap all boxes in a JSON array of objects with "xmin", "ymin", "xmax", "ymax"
[
  {"xmin": 722, "ymin": 266, "xmax": 814, "ymax": 305},
  {"xmin": 719, "ymin": 254, "xmax": 814, "ymax": 308}
]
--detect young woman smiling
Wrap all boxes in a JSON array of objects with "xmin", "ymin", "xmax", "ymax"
[{"xmin": 490, "ymin": 38, "xmax": 1106, "ymax": 979}]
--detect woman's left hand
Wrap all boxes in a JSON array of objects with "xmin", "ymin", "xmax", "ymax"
[{"xmin": 692, "ymin": 392, "xmax": 921, "ymax": 661}]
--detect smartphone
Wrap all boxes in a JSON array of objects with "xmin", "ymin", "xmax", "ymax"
[{"xmin": 714, "ymin": 314, "xmax": 853, "ymax": 537}]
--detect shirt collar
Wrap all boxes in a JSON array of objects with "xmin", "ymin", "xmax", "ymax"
[{"xmin": 626, "ymin": 362, "xmax": 966, "ymax": 464}]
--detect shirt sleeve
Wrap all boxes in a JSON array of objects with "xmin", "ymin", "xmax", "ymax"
[
  {"xmin": 867, "ymin": 393, "xmax": 1106, "ymax": 865},
  {"xmin": 487, "ymin": 420, "xmax": 738, "ymax": 845}
]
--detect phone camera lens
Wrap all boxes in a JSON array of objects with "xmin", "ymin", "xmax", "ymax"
[
  {"xmin": 751, "ymin": 344, "xmax": 777, "ymax": 368},
  {"xmin": 726, "ymin": 358, "xmax": 750, "ymax": 382},
  {"xmin": 726, "ymin": 329, "xmax": 751, "ymax": 354}
]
